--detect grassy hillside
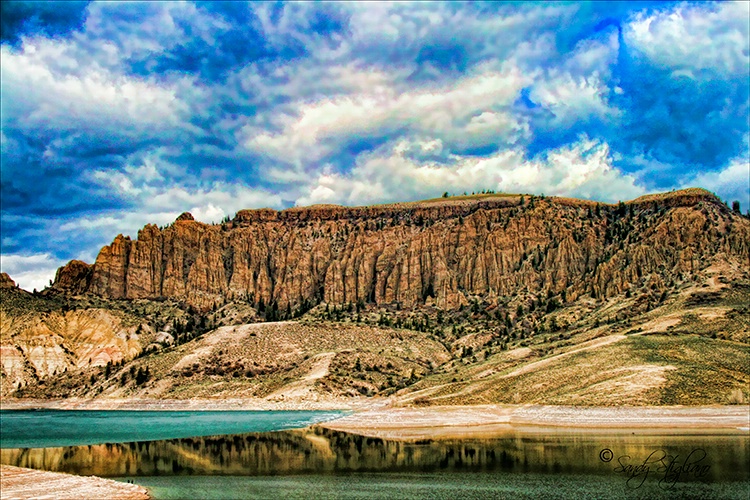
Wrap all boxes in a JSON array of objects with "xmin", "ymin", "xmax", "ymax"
[{"xmin": 399, "ymin": 334, "xmax": 748, "ymax": 406}]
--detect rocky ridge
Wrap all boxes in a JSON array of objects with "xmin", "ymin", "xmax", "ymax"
[{"xmin": 51, "ymin": 189, "xmax": 750, "ymax": 312}]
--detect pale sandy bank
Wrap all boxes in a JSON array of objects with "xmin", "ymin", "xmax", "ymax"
[
  {"xmin": 0, "ymin": 465, "xmax": 149, "ymax": 500},
  {"xmin": 0, "ymin": 397, "xmax": 369, "ymax": 412},
  {"xmin": 319, "ymin": 404, "xmax": 750, "ymax": 440}
]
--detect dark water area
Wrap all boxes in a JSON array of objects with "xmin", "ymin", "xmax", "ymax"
[
  {"xmin": 0, "ymin": 410, "xmax": 346, "ymax": 448},
  {"xmin": 117, "ymin": 472, "xmax": 749, "ymax": 500},
  {"xmin": 2, "ymin": 426, "xmax": 748, "ymax": 498}
]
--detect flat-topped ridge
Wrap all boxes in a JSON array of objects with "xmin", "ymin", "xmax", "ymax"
[
  {"xmin": 41, "ymin": 185, "xmax": 747, "ymax": 311},
  {"xmin": 231, "ymin": 188, "xmax": 722, "ymax": 224}
]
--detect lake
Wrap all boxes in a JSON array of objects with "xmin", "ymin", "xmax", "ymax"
[
  {"xmin": 0, "ymin": 409, "xmax": 346, "ymax": 448},
  {"xmin": 1, "ymin": 410, "xmax": 748, "ymax": 499}
]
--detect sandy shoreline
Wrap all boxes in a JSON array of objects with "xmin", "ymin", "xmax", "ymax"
[
  {"xmin": 2, "ymin": 398, "xmax": 748, "ymax": 440},
  {"xmin": 318, "ymin": 404, "xmax": 750, "ymax": 440},
  {"xmin": 0, "ymin": 465, "xmax": 149, "ymax": 500}
]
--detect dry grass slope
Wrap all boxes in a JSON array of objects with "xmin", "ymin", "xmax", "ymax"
[{"xmin": 12, "ymin": 321, "xmax": 450, "ymax": 403}]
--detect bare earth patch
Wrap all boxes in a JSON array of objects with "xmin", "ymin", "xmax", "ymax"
[
  {"xmin": 579, "ymin": 364, "xmax": 677, "ymax": 400},
  {"xmin": 266, "ymin": 352, "xmax": 336, "ymax": 402},
  {"xmin": 638, "ymin": 315, "xmax": 682, "ymax": 333},
  {"xmin": 500, "ymin": 334, "xmax": 627, "ymax": 379},
  {"xmin": 0, "ymin": 465, "xmax": 149, "ymax": 500}
]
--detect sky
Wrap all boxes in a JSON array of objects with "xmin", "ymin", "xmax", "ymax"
[{"xmin": 1, "ymin": 1, "xmax": 749, "ymax": 292}]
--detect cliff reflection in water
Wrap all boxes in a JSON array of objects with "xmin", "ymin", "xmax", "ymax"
[{"xmin": 2, "ymin": 428, "xmax": 747, "ymax": 483}]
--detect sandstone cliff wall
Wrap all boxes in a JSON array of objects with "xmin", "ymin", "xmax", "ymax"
[{"xmin": 53, "ymin": 189, "xmax": 750, "ymax": 311}]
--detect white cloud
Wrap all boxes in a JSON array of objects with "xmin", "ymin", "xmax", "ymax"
[
  {"xmin": 241, "ymin": 4, "xmax": 623, "ymax": 179},
  {"xmin": 564, "ymin": 28, "xmax": 620, "ymax": 76},
  {"xmin": 60, "ymin": 156, "xmax": 285, "ymax": 243},
  {"xmin": 234, "ymin": 61, "xmax": 402, "ymax": 113},
  {"xmin": 0, "ymin": 253, "xmax": 65, "ymax": 292},
  {"xmin": 295, "ymin": 137, "xmax": 645, "ymax": 207},
  {"xmin": 83, "ymin": 1, "xmax": 230, "ymax": 65},
  {"xmin": 253, "ymin": 2, "xmax": 349, "ymax": 56},
  {"xmin": 149, "ymin": 185, "xmax": 283, "ymax": 220},
  {"xmin": 681, "ymin": 158, "xmax": 750, "ymax": 210},
  {"xmin": 244, "ymin": 61, "xmax": 532, "ymax": 169},
  {"xmin": 0, "ymin": 41, "xmax": 187, "ymax": 134},
  {"xmin": 56, "ymin": 182, "xmax": 283, "ymax": 251},
  {"xmin": 526, "ymin": 27, "xmax": 621, "ymax": 127},
  {"xmin": 59, "ymin": 212, "xmax": 177, "ymax": 234},
  {"xmin": 89, "ymin": 156, "xmax": 166, "ymax": 197},
  {"xmin": 346, "ymin": 2, "xmax": 574, "ymax": 63},
  {"xmin": 625, "ymin": 2, "xmax": 750, "ymax": 77},
  {"xmin": 530, "ymin": 71, "xmax": 619, "ymax": 126}
]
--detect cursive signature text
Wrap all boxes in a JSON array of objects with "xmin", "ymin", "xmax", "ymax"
[{"xmin": 612, "ymin": 448, "xmax": 711, "ymax": 489}]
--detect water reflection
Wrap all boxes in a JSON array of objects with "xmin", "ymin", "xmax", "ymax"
[{"xmin": 1, "ymin": 428, "xmax": 747, "ymax": 485}]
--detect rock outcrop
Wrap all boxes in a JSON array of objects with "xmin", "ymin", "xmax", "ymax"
[
  {"xmin": 51, "ymin": 188, "xmax": 750, "ymax": 311},
  {"xmin": 52, "ymin": 260, "xmax": 92, "ymax": 294},
  {"xmin": 0, "ymin": 273, "xmax": 16, "ymax": 289}
]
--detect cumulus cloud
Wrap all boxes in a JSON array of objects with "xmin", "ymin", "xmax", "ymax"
[
  {"xmin": 346, "ymin": 2, "xmax": 574, "ymax": 68},
  {"xmin": 83, "ymin": 1, "xmax": 229, "ymax": 69},
  {"xmin": 0, "ymin": 42, "xmax": 186, "ymax": 132},
  {"xmin": 530, "ymin": 71, "xmax": 619, "ymax": 127},
  {"xmin": 610, "ymin": 1, "xmax": 750, "ymax": 183},
  {"xmin": 0, "ymin": 253, "xmax": 65, "ymax": 292},
  {"xmin": 245, "ymin": 61, "xmax": 531, "ymax": 170},
  {"xmin": 625, "ymin": 1, "xmax": 750, "ymax": 77},
  {"xmin": 68, "ymin": 156, "xmax": 285, "ymax": 241},
  {"xmin": 295, "ymin": 136, "xmax": 645, "ymax": 207}
]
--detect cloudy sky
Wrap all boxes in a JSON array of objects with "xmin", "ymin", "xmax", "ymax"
[{"xmin": 1, "ymin": 1, "xmax": 748, "ymax": 291}]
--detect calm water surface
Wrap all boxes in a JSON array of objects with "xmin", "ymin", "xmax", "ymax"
[
  {"xmin": 1, "ymin": 411, "xmax": 748, "ymax": 499},
  {"xmin": 0, "ymin": 410, "xmax": 346, "ymax": 448},
  {"xmin": 119, "ymin": 472, "xmax": 748, "ymax": 500}
]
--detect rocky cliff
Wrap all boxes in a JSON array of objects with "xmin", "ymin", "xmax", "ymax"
[
  {"xmin": 51, "ymin": 188, "xmax": 750, "ymax": 312},
  {"xmin": 0, "ymin": 273, "xmax": 16, "ymax": 289}
]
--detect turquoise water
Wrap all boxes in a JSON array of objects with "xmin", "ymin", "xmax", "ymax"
[{"xmin": 0, "ymin": 410, "xmax": 346, "ymax": 448}]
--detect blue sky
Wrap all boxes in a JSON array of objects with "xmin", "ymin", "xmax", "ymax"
[{"xmin": 1, "ymin": 1, "xmax": 749, "ymax": 291}]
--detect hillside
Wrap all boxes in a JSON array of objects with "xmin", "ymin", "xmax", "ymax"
[
  {"xmin": 1, "ymin": 188, "xmax": 749, "ymax": 405},
  {"xmin": 7, "ymin": 278, "xmax": 748, "ymax": 406}
]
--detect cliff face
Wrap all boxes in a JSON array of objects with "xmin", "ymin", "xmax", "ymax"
[
  {"xmin": 52, "ymin": 188, "xmax": 750, "ymax": 311},
  {"xmin": 52, "ymin": 261, "xmax": 92, "ymax": 294}
]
